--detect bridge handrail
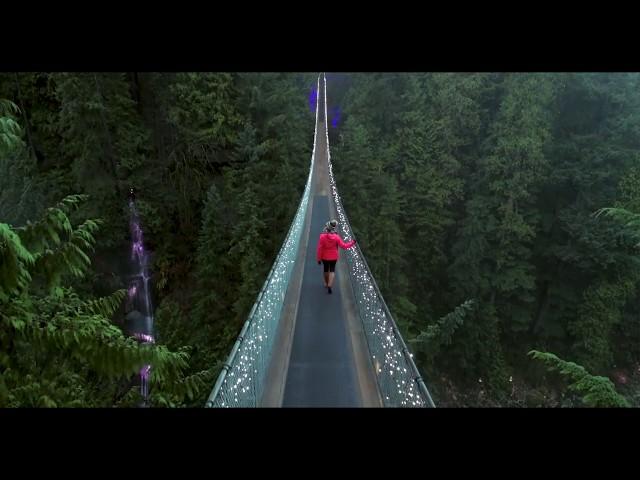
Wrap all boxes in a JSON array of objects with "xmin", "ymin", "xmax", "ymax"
[
  {"xmin": 321, "ymin": 73, "xmax": 435, "ymax": 407},
  {"xmin": 205, "ymin": 74, "xmax": 321, "ymax": 407}
]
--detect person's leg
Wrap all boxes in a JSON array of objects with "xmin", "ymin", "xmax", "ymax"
[
  {"xmin": 327, "ymin": 261, "xmax": 336, "ymax": 288},
  {"xmin": 322, "ymin": 261, "xmax": 329, "ymax": 287}
]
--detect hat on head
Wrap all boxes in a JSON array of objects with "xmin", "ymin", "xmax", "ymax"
[{"xmin": 325, "ymin": 219, "xmax": 338, "ymax": 232}]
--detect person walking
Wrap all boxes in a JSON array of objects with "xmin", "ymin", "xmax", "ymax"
[{"xmin": 316, "ymin": 219, "xmax": 356, "ymax": 294}]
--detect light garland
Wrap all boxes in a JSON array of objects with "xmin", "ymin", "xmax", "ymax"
[
  {"xmin": 207, "ymin": 74, "xmax": 322, "ymax": 408},
  {"xmin": 321, "ymin": 73, "xmax": 433, "ymax": 408},
  {"xmin": 207, "ymin": 73, "xmax": 434, "ymax": 408}
]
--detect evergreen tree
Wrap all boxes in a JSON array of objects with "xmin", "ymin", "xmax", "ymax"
[
  {"xmin": 0, "ymin": 194, "xmax": 204, "ymax": 407},
  {"xmin": 529, "ymin": 351, "xmax": 629, "ymax": 407}
]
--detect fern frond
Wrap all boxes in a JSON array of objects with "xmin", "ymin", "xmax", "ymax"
[
  {"xmin": 16, "ymin": 195, "xmax": 91, "ymax": 254},
  {"xmin": 79, "ymin": 290, "xmax": 126, "ymax": 317},
  {"xmin": 0, "ymin": 223, "xmax": 35, "ymax": 299}
]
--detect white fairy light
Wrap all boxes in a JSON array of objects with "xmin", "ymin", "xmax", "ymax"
[
  {"xmin": 209, "ymin": 75, "xmax": 322, "ymax": 408},
  {"xmin": 322, "ymin": 73, "xmax": 430, "ymax": 408},
  {"xmin": 210, "ymin": 74, "xmax": 432, "ymax": 408}
]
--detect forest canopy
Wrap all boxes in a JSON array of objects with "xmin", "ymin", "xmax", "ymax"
[{"xmin": 1, "ymin": 72, "xmax": 639, "ymax": 407}]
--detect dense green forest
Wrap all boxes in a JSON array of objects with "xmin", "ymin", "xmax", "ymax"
[
  {"xmin": 329, "ymin": 73, "xmax": 640, "ymax": 407},
  {"xmin": 0, "ymin": 73, "xmax": 314, "ymax": 406},
  {"xmin": 1, "ymin": 72, "xmax": 639, "ymax": 407}
]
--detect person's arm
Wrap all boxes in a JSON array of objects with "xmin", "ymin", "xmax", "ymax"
[
  {"xmin": 317, "ymin": 235, "xmax": 322, "ymax": 263},
  {"xmin": 336, "ymin": 235, "xmax": 356, "ymax": 250}
]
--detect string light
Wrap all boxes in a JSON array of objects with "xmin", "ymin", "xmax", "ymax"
[
  {"xmin": 322, "ymin": 73, "xmax": 430, "ymax": 407},
  {"xmin": 208, "ymin": 74, "xmax": 433, "ymax": 408},
  {"xmin": 208, "ymin": 75, "xmax": 322, "ymax": 408}
]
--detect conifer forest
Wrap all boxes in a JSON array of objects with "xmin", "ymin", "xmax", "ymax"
[{"xmin": 1, "ymin": 72, "xmax": 640, "ymax": 407}]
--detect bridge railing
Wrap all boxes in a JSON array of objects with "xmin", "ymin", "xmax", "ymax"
[
  {"xmin": 321, "ymin": 73, "xmax": 435, "ymax": 408},
  {"xmin": 205, "ymin": 75, "xmax": 320, "ymax": 407}
]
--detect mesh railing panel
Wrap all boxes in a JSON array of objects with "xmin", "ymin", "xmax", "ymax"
[
  {"xmin": 321, "ymin": 73, "xmax": 435, "ymax": 408},
  {"xmin": 205, "ymin": 75, "xmax": 321, "ymax": 407}
]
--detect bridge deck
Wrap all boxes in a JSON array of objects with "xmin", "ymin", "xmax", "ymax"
[
  {"xmin": 282, "ymin": 194, "xmax": 361, "ymax": 406},
  {"xmin": 261, "ymin": 90, "xmax": 381, "ymax": 407}
]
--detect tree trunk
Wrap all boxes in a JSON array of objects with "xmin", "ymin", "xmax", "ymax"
[
  {"xmin": 531, "ymin": 280, "xmax": 552, "ymax": 335},
  {"xmin": 93, "ymin": 74, "xmax": 122, "ymax": 197},
  {"xmin": 13, "ymin": 73, "xmax": 37, "ymax": 163},
  {"xmin": 386, "ymin": 231, "xmax": 391, "ymax": 291},
  {"xmin": 128, "ymin": 72, "xmax": 142, "ymax": 113}
]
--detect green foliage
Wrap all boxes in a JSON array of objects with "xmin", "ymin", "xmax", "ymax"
[
  {"xmin": 0, "ymin": 223, "xmax": 35, "ymax": 301},
  {"xmin": 528, "ymin": 351, "xmax": 629, "ymax": 407},
  {"xmin": 54, "ymin": 73, "xmax": 152, "ymax": 248},
  {"xmin": 148, "ymin": 365, "xmax": 220, "ymax": 408},
  {"xmin": 334, "ymin": 73, "xmax": 640, "ymax": 404},
  {"xmin": 410, "ymin": 300, "xmax": 476, "ymax": 361},
  {"xmin": 568, "ymin": 279, "xmax": 636, "ymax": 373},
  {"xmin": 595, "ymin": 207, "xmax": 640, "ymax": 245},
  {"xmin": 0, "ymin": 194, "xmax": 201, "ymax": 407},
  {"xmin": 0, "ymin": 97, "xmax": 44, "ymax": 225},
  {"xmin": 0, "ymin": 73, "xmax": 314, "ymax": 407},
  {"xmin": 161, "ymin": 73, "xmax": 242, "ymax": 232},
  {"xmin": 0, "ymin": 99, "xmax": 23, "ymax": 150},
  {"xmin": 7, "ymin": 71, "xmax": 640, "ymax": 407}
]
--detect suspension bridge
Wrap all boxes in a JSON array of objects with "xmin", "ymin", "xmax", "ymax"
[{"xmin": 205, "ymin": 74, "xmax": 435, "ymax": 408}]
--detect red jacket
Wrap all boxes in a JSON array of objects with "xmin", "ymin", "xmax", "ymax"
[{"xmin": 316, "ymin": 232, "xmax": 355, "ymax": 262}]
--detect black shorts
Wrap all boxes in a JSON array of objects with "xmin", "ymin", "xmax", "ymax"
[{"xmin": 322, "ymin": 260, "xmax": 337, "ymax": 272}]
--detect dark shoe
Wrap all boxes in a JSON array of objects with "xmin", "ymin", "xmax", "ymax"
[{"xmin": 328, "ymin": 287, "xmax": 332, "ymax": 294}]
